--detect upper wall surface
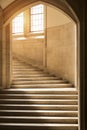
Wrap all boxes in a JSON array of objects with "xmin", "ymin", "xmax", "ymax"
[
  {"xmin": 2, "ymin": 0, "xmax": 79, "ymax": 24},
  {"xmin": 47, "ymin": 6, "xmax": 71, "ymax": 27},
  {"xmin": 0, "ymin": 0, "xmax": 15, "ymax": 9}
]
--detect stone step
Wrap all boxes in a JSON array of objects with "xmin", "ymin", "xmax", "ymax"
[
  {"xmin": 0, "ymin": 104, "xmax": 78, "ymax": 111},
  {"xmin": 0, "ymin": 116, "xmax": 78, "ymax": 124},
  {"xmin": 0, "ymin": 94, "xmax": 78, "ymax": 99},
  {"xmin": 0, "ymin": 123, "xmax": 78, "ymax": 130},
  {"xmin": 12, "ymin": 68, "xmax": 43, "ymax": 71},
  {"xmin": 13, "ymin": 73, "xmax": 52, "ymax": 77},
  {"xmin": 12, "ymin": 77, "xmax": 59, "ymax": 80},
  {"xmin": 0, "ymin": 88, "xmax": 78, "ymax": 94},
  {"xmin": 13, "ymin": 65, "xmax": 34, "ymax": 68},
  {"xmin": 13, "ymin": 75, "xmax": 55, "ymax": 78},
  {"xmin": 13, "ymin": 66, "xmax": 32, "ymax": 68},
  {"xmin": 0, "ymin": 58, "xmax": 78, "ymax": 130},
  {"xmin": 12, "ymin": 71, "xmax": 47, "ymax": 74},
  {"xmin": 13, "ymin": 68, "xmax": 42, "ymax": 71},
  {"xmin": 0, "ymin": 99, "xmax": 78, "ymax": 105},
  {"xmin": 12, "ymin": 80, "xmax": 66, "ymax": 84},
  {"xmin": 0, "ymin": 110, "xmax": 78, "ymax": 117},
  {"xmin": 11, "ymin": 83, "xmax": 73, "ymax": 88}
]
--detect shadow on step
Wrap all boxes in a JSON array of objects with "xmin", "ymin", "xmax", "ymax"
[{"xmin": 0, "ymin": 89, "xmax": 55, "ymax": 130}]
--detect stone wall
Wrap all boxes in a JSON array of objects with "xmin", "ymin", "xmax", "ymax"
[
  {"xmin": 12, "ymin": 36, "xmax": 45, "ymax": 68},
  {"xmin": 47, "ymin": 22, "xmax": 76, "ymax": 85}
]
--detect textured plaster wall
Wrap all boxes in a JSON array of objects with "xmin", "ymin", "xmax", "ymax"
[
  {"xmin": 47, "ymin": 6, "xmax": 71, "ymax": 27},
  {"xmin": 47, "ymin": 22, "xmax": 76, "ymax": 85},
  {"xmin": 12, "ymin": 37, "xmax": 44, "ymax": 66},
  {"xmin": 46, "ymin": 6, "xmax": 76, "ymax": 85}
]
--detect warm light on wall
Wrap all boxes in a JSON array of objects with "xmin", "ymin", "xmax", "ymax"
[
  {"xmin": 12, "ymin": 12, "xmax": 24, "ymax": 34},
  {"xmin": 12, "ymin": 4, "xmax": 44, "ymax": 35}
]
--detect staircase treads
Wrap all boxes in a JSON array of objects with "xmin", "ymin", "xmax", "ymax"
[
  {"xmin": 0, "ymin": 110, "xmax": 78, "ymax": 117},
  {"xmin": 13, "ymin": 73, "xmax": 51, "ymax": 77},
  {"xmin": 13, "ymin": 70, "xmax": 43, "ymax": 72},
  {"xmin": 0, "ymin": 99, "xmax": 78, "ymax": 105},
  {"xmin": 0, "ymin": 123, "xmax": 78, "ymax": 130},
  {"xmin": 12, "ymin": 77, "xmax": 59, "ymax": 81},
  {"xmin": 0, "ymin": 94, "xmax": 78, "ymax": 99},
  {"xmin": 12, "ymin": 80, "xmax": 66, "ymax": 84},
  {"xmin": 11, "ymin": 83, "xmax": 73, "ymax": 88},
  {"xmin": 12, "ymin": 71, "xmax": 46, "ymax": 74},
  {"xmin": 0, "ymin": 88, "xmax": 78, "ymax": 94},
  {"xmin": 0, "ymin": 58, "xmax": 79, "ymax": 130},
  {"xmin": 0, "ymin": 104, "xmax": 78, "ymax": 110},
  {"xmin": 0, "ymin": 116, "xmax": 78, "ymax": 123},
  {"xmin": 13, "ymin": 75, "xmax": 55, "ymax": 78},
  {"xmin": 13, "ymin": 68, "xmax": 42, "ymax": 71},
  {"xmin": 13, "ymin": 65, "xmax": 38, "ymax": 69}
]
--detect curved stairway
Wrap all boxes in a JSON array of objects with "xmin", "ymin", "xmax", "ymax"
[{"xmin": 0, "ymin": 58, "xmax": 78, "ymax": 130}]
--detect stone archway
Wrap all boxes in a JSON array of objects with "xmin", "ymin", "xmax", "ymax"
[
  {"xmin": 3, "ymin": 0, "xmax": 79, "ymax": 24},
  {"xmin": 2, "ymin": 0, "xmax": 80, "ymax": 88},
  {"xmin": 1, "ymin": 0, "xmax": 81, "ymax": 130}
]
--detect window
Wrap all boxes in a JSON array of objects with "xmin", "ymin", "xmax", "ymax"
[
  {"xmin": 30, "ymin": 4, "xmax": 44, "ymax": 32},
  {"xmin": 12, "ymin": 13, "xmax": 24, "ymax": 34}
]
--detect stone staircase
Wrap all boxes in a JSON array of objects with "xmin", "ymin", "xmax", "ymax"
[{"xmin": 0, "ymin": 58, "xmax": 78, "ymax": 130}]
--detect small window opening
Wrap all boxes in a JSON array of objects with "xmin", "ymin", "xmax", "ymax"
[
  {"xmin": 12, "ymin": 12, "xmax": 24, "ymax": 34},
  {"xmin": 30, "ymin": 4, "xmax": 44, "ymax": 32}
]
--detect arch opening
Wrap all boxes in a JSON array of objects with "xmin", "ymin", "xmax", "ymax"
[
  {"xmin": 1, "ymin": 1, "xmax": 80, "ymax": 130},
  {"xmin": 8, "ymin": 2, "xmax": 79, "ymax": 88}
]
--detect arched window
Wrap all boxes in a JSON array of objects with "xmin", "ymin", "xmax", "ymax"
[
  {"xmin": 30, "ymin": 4, "xmax": 44, "ymax": 32},
  {"xmin": 12, "ymin": 12, "xmax": 24, "ymax": 34}
]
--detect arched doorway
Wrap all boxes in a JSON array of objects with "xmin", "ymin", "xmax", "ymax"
[
  {"xmin": 2, "ymin": 0, "xmax": 80, "ymax": 89},
  {"xmin": 2, "ymin": 0, "xmax": 80, "ymax": 130},
  {"xmin": 10, "ymin": 3, "xmax": 78, "ymax": 88}
]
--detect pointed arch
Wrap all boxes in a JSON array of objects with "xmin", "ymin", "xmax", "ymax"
[{"xmin": 3, "ymin": 0, "xmax": 79, "ymax": 24}]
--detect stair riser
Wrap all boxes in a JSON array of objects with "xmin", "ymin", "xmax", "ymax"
[
  {"xmin": 13, "ymin": 68, "xmax": 38, "ymax": 70},
  {"xmin": 12, "ymin": 77, "xmax": 59, "ymax": 80},
  {"xmin": 13, "ymin": 70, "xmax": 42, "ymax": 73},
  {"xmin": 0, "ymin": 95, "xmax": 78, "ymax": 99},
  {"xmin": 11, "ymin": 85, "xmax": 72, "ymax": 88},
  {"xmin": 0, "ymin": 90, "xmax": 78, "ymax": 94},
  {"xmin": 13, "ymin": 69, "xmax": 41, "ymax": 71},
  {"xmin": 13, "ymin": 76, "xmax": 55, "ymax": 78},
  {"xmin": 13, "ymin": 71, "xmax": 44, "ymax": 74},
  {"xmin": 13, "ymin": 74, "xmax": 52, "ymax": 77},
  {"xmin": 0, "ymin": 125, "xmax": 78, "ymax": 130},
  {"xmin": 0, "ymin": 106, "xmax": 78, "ymax": 111},
  {"xmin": 13, "ymin": 64, "xmax": 32, "ymax": 66},
  {"xmin": 0, "ymin": 118, "xmax": 78, "ymax": 124},
  {"xmin": 0, "ymin": 112, "xmax": 78, "ymax": 117},
  {"xmin": 13, "ymin": 67, "xmax": 39, "ymax": 69},
  {"xmin": 0, "ymin": 100, "xmax": 78, "ymax": 105},
  {"xmin": 12, "ymin": 81, "xmax": 65, "ymax": 84}
]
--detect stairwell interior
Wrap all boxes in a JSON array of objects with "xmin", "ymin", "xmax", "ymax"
[
  {"xmin": 0, "ymin": 57, "xmax": 78, "ymax": 130},
  {"xmin": 0, "ymin": 3, "xmax": 79, "ymax": 130}
]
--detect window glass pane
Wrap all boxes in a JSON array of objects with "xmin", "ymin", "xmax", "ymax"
[
  {"xmin": 12, "ymin": 12, "xmax": 24, "ymax": 34},
  {"xmin": 30, "ymin": 4, "xmax": 44, "ymax": 32}
]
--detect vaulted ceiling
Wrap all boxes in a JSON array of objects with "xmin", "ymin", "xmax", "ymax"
[{"xmin": 0, "ymin": 0, "xmax": 15, "ymax": 9}]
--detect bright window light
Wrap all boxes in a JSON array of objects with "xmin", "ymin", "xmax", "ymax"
[
  {"xmin": 30, "ymin": 4, "xmax": 44, "ymax": 32},
  {"xmin": 12, "ymin": 13, "xmax": 24, "ymax": 34}
]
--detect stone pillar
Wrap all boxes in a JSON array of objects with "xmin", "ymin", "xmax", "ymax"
[
  {"xmin": 2, "ymin": 23, "xmax": 11, "ymax": 88},
  {"xmin": 0, "ymin": 7, "xmax": 3, "ymax": 87}
]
